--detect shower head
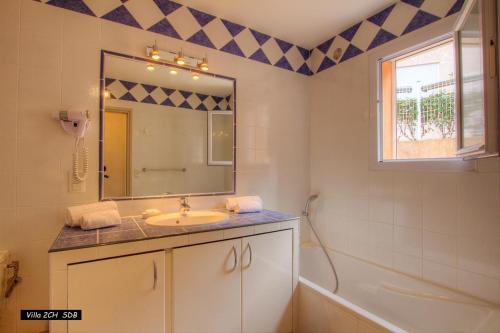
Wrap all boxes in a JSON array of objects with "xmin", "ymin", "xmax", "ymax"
[{"xmin": 303, "ymin": 194, "xmax": 319, "ymax": 217}]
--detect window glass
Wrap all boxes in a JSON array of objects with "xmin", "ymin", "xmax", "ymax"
[
  {"xmin": 458, "ymin": 1, "xmax": 485, "ymax": 149},
  {"xmin": 381, "ymin": 39, "xmax": 457, "ymax": 160}
]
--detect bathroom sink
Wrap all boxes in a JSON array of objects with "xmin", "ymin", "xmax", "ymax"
[{"xmin": 145, "ymin": 211, "xmax": 229, "ymax": 227}]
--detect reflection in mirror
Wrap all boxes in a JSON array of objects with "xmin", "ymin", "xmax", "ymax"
[
  {"xmin": 208, "ymin": 111, "xmax": 233, "ymax": 165},
  {"xmin": 100, "ymin": 52, "xmax": 235, "ymax": 199}
]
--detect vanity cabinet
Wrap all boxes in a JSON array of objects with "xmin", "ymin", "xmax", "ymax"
[
  {"xmin": 67, "ymin": 251, "xmax": 165, "ymax": 333},
  {"xmin": 49, "ymin": 218, "xmax": 299, "ymax": 333},
  {"xmin": 172, "ymin": 230, "xmax": 293, "ymax": 333}
]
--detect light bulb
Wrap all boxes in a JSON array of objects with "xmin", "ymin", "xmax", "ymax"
[
  {"xmin": 146, "ymin": 63, "xmax": 155, "ymax": 71},
  {"xmin": 192, "ymin": 73, "xmax": 200, "ymax": 80},
  {"xmin": 151, "ymin": 41, "xmax": 160, "ymax": 60},
  {"xmin": 199, "ymin": 57, "xmax": 209, "ymax": 71},
  {"xmin": 169, "ymin": 69, "xmax": 178, "ymax": 75},
  {"xmin": 175, "ymin": 51, "xmax": 185, "ymax": 65},
  {"xmin": 104, "ymin": 90, "xmax": 110, "ymax": 98}
]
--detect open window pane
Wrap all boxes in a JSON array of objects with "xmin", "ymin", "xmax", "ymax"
[
  {"xmin": 458, "ymin": 0, "xmax": 486, "ymax": 150},
  {"xmin": 381, "ymin": 39, "xmax": 457, "ymax": 160}
]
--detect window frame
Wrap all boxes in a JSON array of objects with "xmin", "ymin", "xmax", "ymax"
[{"xmin": 368, "ymin": 16, "xmax": 475, "ymax": 172}]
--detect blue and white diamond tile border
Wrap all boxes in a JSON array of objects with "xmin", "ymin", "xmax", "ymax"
[
  {"xmin": 36, "ymin": 0, "xmax": 313, "ymax": 76},
  {"xmin": 310, "ymin": 0, "xmax": 465, "ymax": 74},
  {"xmin": 36, "ymin": 0, "xmax": 464, "ymax": 77},
  {"xmin": 106, "ymin": 77, "xmax": 233, "ymax": 112}
]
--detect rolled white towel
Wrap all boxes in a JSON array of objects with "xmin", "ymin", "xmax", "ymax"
[
  {"xmin": 81, "ymin": 210, "xmax": 121, "ymax": 230},
  {"xmin": 65, "ymin": 201, "xmax": 118, "ymax": 227},
  {"xmin": 225, "ymin": 196, "xmax": 263, "ymax": 213}
]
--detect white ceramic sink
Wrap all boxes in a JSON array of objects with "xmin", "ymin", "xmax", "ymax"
[{"xmin": 145, "ymin": 210, "xmax": 229, "ymax": 227}]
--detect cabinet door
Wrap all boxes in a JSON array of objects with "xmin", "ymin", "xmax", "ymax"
[
  {"xmin": 68, "ymin": 251, "xmax": 165, "ymax": 333},
  {"xmin": 173, "ymin": 239, "xmax": 241, "ymax": 333},
  {"xmin": 242, "ymin": 230, "xmax": 293, "ymax": 333}
]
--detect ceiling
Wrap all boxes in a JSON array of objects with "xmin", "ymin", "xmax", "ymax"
[{"xmin": 176, "ymin": 0, "xmax": 395, "ymax": 49}]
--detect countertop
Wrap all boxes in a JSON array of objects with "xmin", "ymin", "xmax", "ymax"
[{"xmin": 49, "ymin": 210, "xmax": 298, "ymax": 252}]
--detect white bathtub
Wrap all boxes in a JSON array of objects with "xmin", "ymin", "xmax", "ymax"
[{"xmin": 299, "ymin": 244, "xmax": 500, "ymax": 333}]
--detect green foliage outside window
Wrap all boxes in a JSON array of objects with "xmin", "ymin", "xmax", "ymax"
[{"xmin": 396, "ymin": 92, "xmax": 455, "ymax": 141}]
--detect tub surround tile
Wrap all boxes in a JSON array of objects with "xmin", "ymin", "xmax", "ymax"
[
  {"xmin": 49, "ymin": 209, "xmax": 297, "ymax": 252},
  {"xmin": 423, "ymin": 231, "xmax": 457, "ymax": 266},
  {"xmin": 423, "ymin": 260, "xmax": 457, "ymax": 288}
]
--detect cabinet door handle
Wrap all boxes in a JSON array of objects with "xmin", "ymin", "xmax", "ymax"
[
  {"xmin": 231, "ymin": 245, "xmax": 237, "ymax": 271},
  {"xmin": 245, "ymin": 243, "xmax": 253, "ymax": 268},
  {"xmin": 153, "ymin": 261, "xmax": 158, "ymax": 290},
  {"xmin": 248, "ymin": 243, "xmax": 253, "ymax": 267}
]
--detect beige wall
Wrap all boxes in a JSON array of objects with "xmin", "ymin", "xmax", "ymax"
[
  {"xmin": 0, "ymin": 1, "xmax": 310, "ymax": 331},
  {"xmin": 308, "ymin": 20, "xmax": 500, "ymax": 305}
]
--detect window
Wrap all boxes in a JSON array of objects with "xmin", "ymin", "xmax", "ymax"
[
  {"xmin": 376, "ymin": 0, "xmax": 498, "ymax": 164},
  {"xmin": 380, "ymin": 39, "xmax": 457, "ymax": 160}
]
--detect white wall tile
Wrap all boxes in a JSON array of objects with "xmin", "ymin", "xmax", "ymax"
[
  {"xmin": 0, "ymin": 173, "xmax": 17, "ymax": 209},
  {"xmin": 394, "ymin": 225, "xmax": 422, "ymax": 257},
  {"xmin": 422, "ymin": 173, "xmax": 458, "ymax": 235},
  {"xmin": 393, "ymin": 253, "xmax": 422, "ymax": 278},
  {"xmin": 394, "ymin": 172, "xmax": 422, "ymax": 229},
  {"xmin": 369, "ymin": 221, "xmax": 393, "ymax": 250},
  {"xmin": 423, "ymin": 260, "xmax": 457, "ymax": 288},
  {"xmin": 458, "ymin": 173, "xmax": 500, "ymax": 238},
  {"xmin": 423, "ymin": 231, "xmax": 456, "ymax": 266},
  {"xmin": 457, "ymin": 235, "xmax": 500, "ymax": 279}
]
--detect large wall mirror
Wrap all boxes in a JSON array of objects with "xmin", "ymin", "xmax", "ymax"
[{"xmin": 99, "ymin": 51, "xmax": 236, "ymax": 200}]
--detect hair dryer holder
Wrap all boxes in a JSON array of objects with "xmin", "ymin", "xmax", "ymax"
[{"xmin": 54, "ymin": 110, "xmax": 90, "ymax": 138}]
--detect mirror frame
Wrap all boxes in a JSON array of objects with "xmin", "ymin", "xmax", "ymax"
[{"xmin": 98, "ymin": 50, "xmax": 237, "ymax": 201}]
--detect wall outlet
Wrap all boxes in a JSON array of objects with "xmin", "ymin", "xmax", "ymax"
[{"xmin": 68, "ymin": 172, "xmax": 86, "ymax": 193}]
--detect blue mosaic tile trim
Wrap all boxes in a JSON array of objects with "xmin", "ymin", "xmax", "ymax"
[
  {"xmin": 310, "ymin": 0, "xmax": 465, "ymax": 74},
  {"xmin": 105, "ymin": 77, "xmax": 233, "ymax": 111},
  {"xmin": 37, "ymin": 0, "xmax": 464, "ymax": 77},
  {"xmin": 37, "ymin": 0, "xmax": 311, "ymax": 76}
]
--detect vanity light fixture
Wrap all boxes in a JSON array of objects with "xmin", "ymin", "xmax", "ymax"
[
  {"xmin": 198, "ymin": 57, "xmax": 209, "ymax": 71},
  {"xmin": 151, "ymin": 41, "xmax": 160, "ymax": 60},
  {"xmin": 175, "ymin": 50, "xmax": 185, "ymax": 65},
  {"xmin": 145, "ymin": 45, "xmax": 210, "ymax": 74}
]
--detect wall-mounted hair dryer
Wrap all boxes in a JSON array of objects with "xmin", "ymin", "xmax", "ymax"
[
  {"xmin": 54, "ymin": 111, "xmax": 90, "ymax": 138},
  {"xmin": 54, "ymin": 111, "xmax": 90, "ymax": 184}
]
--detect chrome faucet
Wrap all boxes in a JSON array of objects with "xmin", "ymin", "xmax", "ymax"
[{"xmin": 179, "ymin": 197, "xmax": 190, "ymax": 216}]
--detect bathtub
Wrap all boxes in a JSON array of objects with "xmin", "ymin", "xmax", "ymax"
[{"xmin": 299, "ymin": 244, "xmax": 500, "ymax": 333}]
